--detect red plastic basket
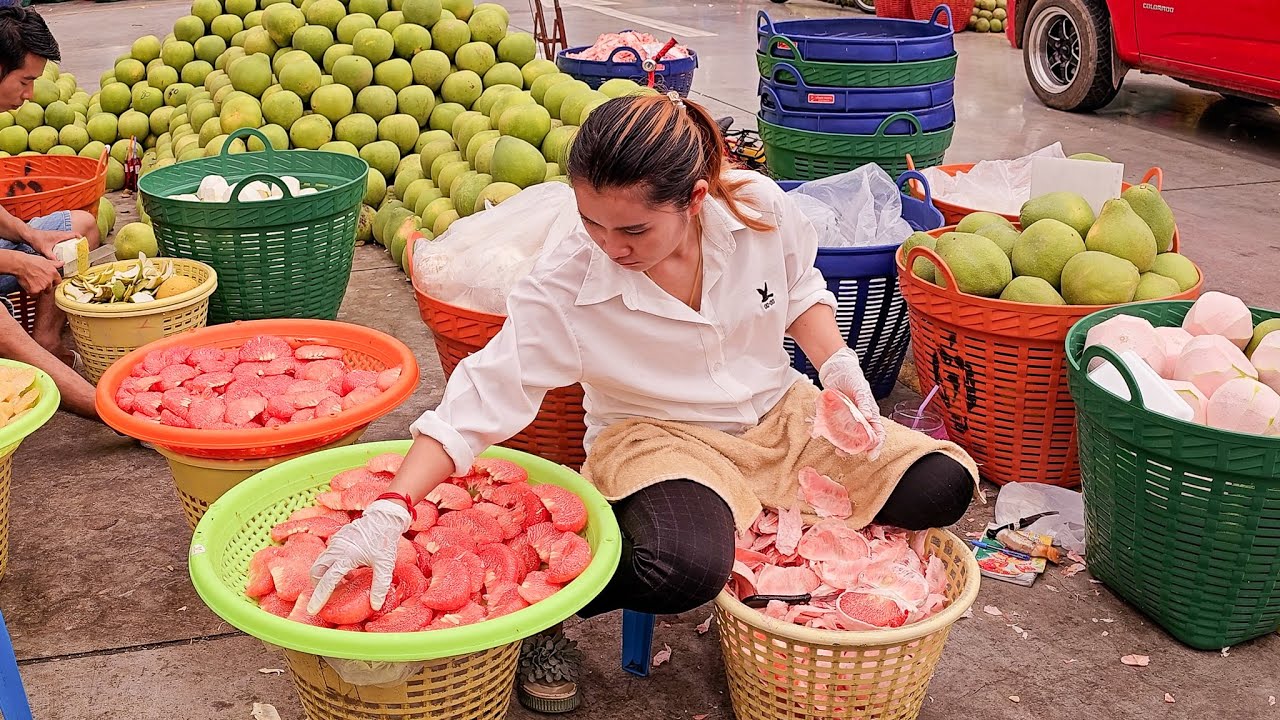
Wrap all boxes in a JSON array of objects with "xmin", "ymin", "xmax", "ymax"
[
  {"xmin": 896, "ymin": 225, "xmax": 1201, "ymax": 487},
  {"xmin": 909, "ymin": 0, "xmax": 972, "ymax": 30},
  {"xmin": 0, "ymin": 151, "xmax": 108, "ymax": 222},
  {"xmin": 875, "ymin": 0, "xmax": 917, "ymax": 19},
  {"xmin": 94, "ymin": 319, "xmax": 420, "ymax": 460},
  {"xmin": 408, "ymin": 236, "xmax": 588, "ymax": 470}
]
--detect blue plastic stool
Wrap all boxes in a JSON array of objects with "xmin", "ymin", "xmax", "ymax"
[
  {"xmin": 0, "ymin": 610, "xmax": 33, "ymax": 720},
  {"xmin": 620, "ymin": 610, "xmax": 656, "ymax": 677}
]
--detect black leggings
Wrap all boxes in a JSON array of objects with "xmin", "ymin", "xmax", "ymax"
[{"xmin": 576, "ymin": 452, "xmax": 972, "ymax": 618}]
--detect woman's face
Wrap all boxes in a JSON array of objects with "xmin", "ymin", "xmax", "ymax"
[{"xmin": 573, "ymin": 181, "xmax": 708, "ymax": 273}]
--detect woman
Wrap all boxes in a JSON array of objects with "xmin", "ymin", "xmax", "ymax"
[{"xmin": 309, "ymin": 93, "xmax": 978, "ymax": 713}]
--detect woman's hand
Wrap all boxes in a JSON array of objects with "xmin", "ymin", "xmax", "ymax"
[
  {"xmin": 819, "ymin": 347, "xmax": 887, "ymax": 459},
  {"xmin": 10, "ymin": 252, "xmax": 62, "ymax": 295},
  {"xmin": 306, "ymin": 499, "xmax": 411, "ymax": 615}
]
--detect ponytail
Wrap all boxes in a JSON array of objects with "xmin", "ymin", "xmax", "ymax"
[{"xmin": 566, "ymin": 93, "xmax": 774, "ymax": 233}]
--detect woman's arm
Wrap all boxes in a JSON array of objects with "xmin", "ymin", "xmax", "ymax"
[{"xmin": 787, "ymin": 302, "xmax": 846, "ymax": 372}]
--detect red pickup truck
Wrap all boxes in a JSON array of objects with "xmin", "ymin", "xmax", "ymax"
[{"xmin": 1006, "ymin": 0, "xmax": 1280, "ymax": 111}]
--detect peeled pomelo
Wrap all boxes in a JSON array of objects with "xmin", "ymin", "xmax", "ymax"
[
  {"xmin": 1164, "ymin": 380, "xmax": 1208, "ymax": 424},
  {"xmin": 1182, "ymin": 291, "xmax": 1253, "ymax": 349},
  {"xmin": 1085, "ymin": 315, "xmax": 1165, "ymax": 376},
  {"xmin": 1172, "ymin": 334, "xmax": 1258, "ymax": 398},
  {"xmin": 1205, "ymin": 378, "xmax": 1280, "ymax": 436},
  {"xmin": 1154, "ymin": 326, "xmax": 1193, "ymax": 379},
  {"xmin": 1251, "ymin": 333, "xmax": 1280, "ymax": 395}
]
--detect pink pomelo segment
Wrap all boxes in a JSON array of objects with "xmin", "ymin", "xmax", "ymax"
[
  {"xmin": 811, "ymin": 389, "xmax": 877, "ymax": 457},
  {"xmin": 774, "ymin": 505, "xmax": 803, "ymax": 556},
  {"xmin": 531, "ymin": 484, "xmax": 588, "ymax": 533},
  {"xmin": 798, "ymin": 467, "xmax": 852, "ymax": 519}
]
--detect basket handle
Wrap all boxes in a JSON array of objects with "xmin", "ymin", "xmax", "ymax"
[
  {"xmin": 765, "ymin": 34, "xmax": 808, "ymax": 63},
  {"xmin": 1140, "ymin": 166, "xmax": 1164, "ymax": 190},
  {"xmin": 94, "ymin": 147, "xmax": 110, "ymax": 177},
  {"xmin": 904, "ymin": 244, "xmax": 960, "ymax": 296},
  {"xmin": 224, "ymin": 127, "xmax": 274, "ymax": 156},
  {"xmin": 929, "ymin": 3, "xmax": 954, "ymax": 30},
  {"xmin": 897, "ymin": 170, "xmax": 934, "ymax": 207},
  {"xmin": 875, "ymin": 112, "xmax": 923, "ymax": 138},
  {"xmin": 605, "ymin": 45, "xmax": 647, "ymax": 69},
  {"xmin": 227, "ymin": 172, "xmax": 297, "ymax": 204},
  {"xmin": 769, "ymin": 61, "xmax": 809, "ymax": 89},
  {"xmin": 1080, "ymin": 344, "xmax": 1146, "ymax": 408},
  {"xmin": 758, "ymin": 84, "xmax": 784, "ymax": 112},
  {"xmin": 756, "ymin": 10, "xmax": 778, "ymax": 35}
]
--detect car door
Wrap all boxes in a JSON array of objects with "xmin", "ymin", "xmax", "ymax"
[{"xmin": 1134, "ymin": 0, "xmax": 1280, "ymax": 82}]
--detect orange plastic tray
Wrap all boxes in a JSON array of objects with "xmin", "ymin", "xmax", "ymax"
[
  {"xmin": 94, "ymin": 319, "xmax": 419, "ymax": 460},
  {"xmin": 895, "ymin": 223, "xmax": 1202, "ymax": 487}
]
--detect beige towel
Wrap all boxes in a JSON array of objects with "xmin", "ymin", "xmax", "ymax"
[{"xmin": 581, "ymin": 379, "xmax": 981, "ymax": 533}]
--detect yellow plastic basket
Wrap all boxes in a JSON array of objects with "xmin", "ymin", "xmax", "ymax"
[
  {"xmin": 714, "ymin": 529, "xmax": 979, "ymax": 720},
  {"xmin": 0, "ymin": 360, "xmax": 60, "ymax": 582},
  {"xmin": 153, "ymin": 428, "xmax": 365, "ymax": 532},
  {"xmin": 53, "ymin": 258, "xmax": 217, "ymax": 384}
]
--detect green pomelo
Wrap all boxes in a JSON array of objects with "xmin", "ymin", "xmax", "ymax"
[
  {"xmin": 1148, "ymin": 252, "xmax": 1199, "ymax": 292},
  {"xmin": 498, "ymin": 102, "xmax": 551, "ymax": 147},
  {"xmin": 194, "ymin": 36, "xmax": 228, "ymax": 64},
  {"xmin": 488, "ymin": 90, "xmax": 533, "ymax": 123},
  {"xmin": 211, "ymin": 14, "xmax": 245, "ymax": 42},
  {"xmin": 378, "ymin": 113, "xmax": 420, "ymax": 153},
  {"xmin": 356, "ymin": 84, "xmax": 399, "ymax": 121},
  {"xmin": 441, "ymin": 0, "xmax": 471, "ymax": 19},
  {"xmin": 374, "ymin": 57, "xmax": 414, "ymax": 92},
  {"xmin": 498, "ymin": 32, "xmax": 536, "ymax": 67},
  {"xmin": 115, "ymin": 223, "xmax": 159, "ymax": 260},
  {"xmin": 465, "ymin": 128, "xmax": 498, "ymax": 163},
  {"xmin": 543, "ymin": 79, "xmax": 588, "ymax": 120},
  {"xmin": 1068, "ymin": 152, "xmax": 1110, "ymax": 162},
  {"xmin": 25, "ymin": 127, "xmax": 56, "ymax": 154},
  {"xmin": 1000, "ymin": 276, "xmax": 1066, "ymax": 305},
  {"xmin": 429, "ymin": 150, "xmax": 463, "ymax": 184},
  {"xmin": 320, "ymin": 140, "xmax": 357, "ymax": 156},
  {"xmin": 249, "ymin": 122, "xmax": 290, "ymax": 150},
  {"xmin": 164, "ymin": 82, "xmax": 194, "ymax": 107},
  {"xmin": 80, "ymin": 140, "xmax": 107, "ymax": 160},
  {"xmin": 392, "ymin": 23, "xmax": 432, "ymax": 59},
  {"xmin": 468, "ymin": 11, "xmax": 507, "ymax": 47},
  {"xmin": 529, "ymin": 71, "xmax": 571, "ymax": 104},
  {"xmin": 132, "ymin": 35, "xmax": 163, "ymax": 63},
  {"xmin": 356, "ymin": 204, "xmax": 376, "ymax": 244},
  {"xmin": 472, "ymin": 2, "xmax": 508, "ymax": 21},
  {"xmin": 226, "ymin": 0, "xmax": 256, "ymax": 17},
  {"xmin": 1059, "ymin": 251, "xmax": 1140, "ymax": 305},
  {"xmin": 289, "ymin": 114, "xmax": 333, "ymax": 149},
  {"xmin": 349, "ymin": 0, "xmax": 389, "ymax": 18},
  {"xmin": 413, "ymin": 187, "xmax": 444, "ymax": 216},
  {"xmin": 481, "ymin": 62, "xmax": 523, "ymax": 91},
  {"xmin": 402, "ymin": 177, "xmax": 435, "ymax": 209},
  {"xmin": 901, "ymin": 231, "xmax": 938, "ymax": 284},
  {"xmin": 293, "ymin": 25, "xmax": 335, "ymax": 62},
  {"xmin": 956, "ymin": 211, "xmax": 1014, "ymax": 234},
  {"xmin": 473, "ymin": 84, "xmax": 517, "ymax": 115},
  {"xmin": 117, "ymin": 110, "xmax": 151, "ymax": 141},
  {"xmin": 1133, "ymin": 272, "xmax": 1180, "ymax": 301},
  {"xmin": 410, "ymin": 49, "xmax": 451, "ymax": 90},
  {"xmin": 520, "ymin": 58, "xmax": 557, "ymax": 88},
  {"xmin": 560, "ymin": 89, "xmax": 605, "ymax": 127},
  {"xmin": 421, "ymin": 196, "xmax": 453, "ymax": 230},
  {"xmin": 106, "ymin": 157, "xmax": 125, "ymax": 191},
  {"xmin": 1020, "ymin": 190, "xmax": 1095, "ymax": 238},
  {"xmin": 219, "ymin": 94, "xmax": 263, "ymax": 134},
  {"xmin": 335, "ymin": 112, "xmax": 379, "ymax": 146},
  {"xmin": 115, "ymin": 58, "xmax": 146, "ymax": 87},
  {"xmin": 935, "ymin": 231, "xmax": 1013, "ymax": 297},
  {"xmin": 1010, "ymin": 218, "xmax": 1085, "ymax": 288},
  {"xmin": 455, "ymin": 41, "xmax": 496, "ymax": 76},
  {"xmin": 148, "ymin": 107, "xmax": 175, "ymax": 136},
  {"xmin": 337, "ymin": 13, "xmax": 377, "ymax": 44},
  {"xmin": 1084, "ymin": 198, "xmax": 1157, "ymax": 273},
  {"xmin": 450, "ymin": 111, "xmax": 490, "ymax": 153},
  {"xmin": 452, "ymin": 171, "xmax": 490, "ymax": 216},
  {"xmin": 394, "ymin": 164, "xmax": 426, "ymax": 201},
  {"xmin": 174, "ymin": 15, "xmax": 206, "ymax": 43},
  {"xmin": 1120, "ymin": 182, "xmax": 1176, "ymax": 254},
  {"xmin": 161, "ymin": 42, "xmax": 196, "ymax": 72},
  {"xmin": 311, "ymin": 84, "xmax": 354, "ymax": 122},
  {"xmin": 416, "ymin": 128, "xmax": 451, "ymax": 151},
  {"xmin": 262, "ymin": 89, "xmax": 304, "ymax": 127},
  {"xmin": 597, "ymin": 77, "xmax": 644, "ymax": 99},
  {"xmin": 279, "ymin": 59, "xmax": 323, "ymax": 102},
  {"xmin": 397, "ymin": 85, "xmax": 435, "ymax": 125},
  {"xmin": 1246, "ymin": 319, "xmax": 1280, "ymax": 358},
  {"xmin": 473, "ymin": 180, "xmax": 519, "ymax": 213},
  {"xmin": 432, "ymin": 208, "xmax": 460, "ymax": 236},
  {"xmin": 229, "ymin": 54, "xmax": 273, "ymax": 97},
  {"xmin": 428, "ymin": 101, "xmax": 466, "ymax": 132},
  {"xmin": 262, "ymin": 3, "xmax": 306, "ymax": 46},
  {"xmin": 402, "ymin": 0, "xmax": 442, "ymax": 26},
  {"xmin": 364, "ymin": 169, "xmax": 388, "ymax": 205},
  {"xmin": 305, "ymin": 0, "xmax": 347, "ymax": 30},
  {"xmin": 419, "ymin": 138, "xmax": 458, "ymax": 173},
  {"xmin": 324, "ymin": 44, "xmax": 355, "ymax": 74},
  {"xmin": 360, "ymin": 139, "xmax": 401, "ymax": 178},
  {"xmin": 489, "ymin": 135, "xmax": 545, "ymax": 188},
  {"xmin": 439, "ymin": 69, "xmax": 483, "ymax": 107},
  {"xmin": 333, "ymin": 54, "xmax": 375, "ymax": 93},
  {"xmin": 198, "ymin": 116, "xmax": 223, "ymax": 146},
  {"xmin": 539, "ymin": 123, "xmax": 576, "ymax": 166},
  {"xmin": 431, "ymin": 18, "xmax": 471, "ymax": 58},
  {"xmin": 377, "ymin": 11, "xmax": 404, "ymax": 33},
  {"xmin": 389, "ymin": 214, "xmax": 420, "ymax": 267},
  {"xmin": 99, "ymin": 83, "xmax": 132, "ymax": 114},
  {"xmin": 973, "ymin": 222, "xmax": 1019, "ymax": 259},
  {"xmin": 353, "ymin": 28, "xmax": 395, "ymax": 64},
  {"xmin": 42, "ymin": 101, "xmax": 72, "ymax": 129}
]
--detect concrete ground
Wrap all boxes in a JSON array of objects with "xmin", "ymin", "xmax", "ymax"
[{"xmin": 9, "ymin": 0, "xmax": 1279, "ymax": 717}]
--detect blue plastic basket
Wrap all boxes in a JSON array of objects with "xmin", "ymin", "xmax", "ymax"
[
  {"xmin": 757, "ymin": 6, "xmax": 955, "ymax": 64},
  {"xmin": 759, "ymin": 84, "xmax": 955, "ymax": 135},
  {"xmin": 555, "ymin": 42, "xmax": 699, "ymax": 97},
  {"xmin": 761, "ymin": 61, "xmax": 955, "ymax": 113},
  {"xmin": 777, "ymin": 170, "xmax": 943, "ymax": 397}
]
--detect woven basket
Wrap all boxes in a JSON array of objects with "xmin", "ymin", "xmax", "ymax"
[
  {"xmin": 756, "ymin": 36, "xmax": 956, "ymax": 90},
  {"xmin": 1066, "ymin": 302, "xmax": 1280, "ymax": 650},
  {"xmin": 759, "ymin": 113, "xmax": 953, "ymax": 181},
  {"xmin": 896, "ymin": 230, "xmax": 1202, "ymax": 487},
  {"xmin": 54, "ymin": 258, "xmax": 217, "ymax": 384},
  {"xmin": 0, "ymin": 360, "xmax": 60, "ymax": 582},
  {"xmin": 0, "ymin": 151, "xmax": 108, "ymax": 222},
  {"xmin": 137, "ymin": 128, "xmax": 368, "ymax": 324},
  {"xmin": 715, "ymin": 529, "xmax": 979, "ymax": 720},
  {"xmin": 3, "ymin": 290, "xmax": 37, "ymax": 335}
]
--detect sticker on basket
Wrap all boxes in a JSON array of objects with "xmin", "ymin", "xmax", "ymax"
[
  {"xmin": 806, "ymin": 93, "xmax": 836, "ymax": 105},
  {"xmin": 191, "ymin": 544, "xmax": 206, "ymax": 556}
]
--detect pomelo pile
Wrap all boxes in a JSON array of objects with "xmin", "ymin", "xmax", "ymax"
[
  {"xmin": 113, "ymin": 334, "xmax": 403, "ymax": 428},
  {"xmin": 729, "ymin": 467, "xmax": 950, "ymax": 631},
  {"xmin": 904, "ymin": 182, "xmax": 1200, "ymax": 306},
  {"xmin": 0, "ymin": 365, "xmax": 42, "ymax": 428},
  {"xmin": 245, "ymin": 453, "xmax": 594, "ymax": 631},
  {"xmin": 1086, "ymin": 291, "xmax": 1280, "ymax": 437},
  {"xmin": 967, "ymin": 0, "xmax": 1007, "ymax": 33}
]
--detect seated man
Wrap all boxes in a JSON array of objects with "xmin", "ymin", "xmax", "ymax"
[{"xmin": 0, "ymin": 6, "xmax": 102, "ymax": 419}]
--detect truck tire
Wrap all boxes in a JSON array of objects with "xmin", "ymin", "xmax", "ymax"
[{"xmin": 1022, "ymin": 0, "xmax": 1121, "ymax": 112}]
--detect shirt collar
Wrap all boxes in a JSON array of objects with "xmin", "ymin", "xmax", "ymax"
[{"xmin": 574, "ymin": 194, "xmax": 751, "ymax": 308}]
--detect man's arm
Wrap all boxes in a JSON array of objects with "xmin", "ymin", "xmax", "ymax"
[{"xmin": 0, "ymin": 205, "xmax": 78, "ymax": 259}]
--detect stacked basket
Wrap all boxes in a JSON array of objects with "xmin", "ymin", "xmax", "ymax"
[{"xmin": 755, "ymin": 7, "xmax": 958, "ymax": 181}]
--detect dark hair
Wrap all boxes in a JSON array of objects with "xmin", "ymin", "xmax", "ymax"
[
  {"xmin": 566, "ymin": 93, "xmax": 773, "ymax": 232},
  {"xmin": 0, "ymin": 7, "xmax": 60, "ymax": 78}
]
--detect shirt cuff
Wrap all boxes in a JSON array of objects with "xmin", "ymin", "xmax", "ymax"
[{"xmin": 408, "ymin": 410, "xmax": 475, "ymax": 477}]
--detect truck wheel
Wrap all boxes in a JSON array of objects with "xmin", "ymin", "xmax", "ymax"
[{"xmin": 1022, "ymin": 0, "xmax": 1120, "ymax": 112}]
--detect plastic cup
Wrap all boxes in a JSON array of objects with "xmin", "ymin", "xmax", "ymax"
[{"xmin": 891, "ymin": 402, "xmax": 948, "ymax": 441}]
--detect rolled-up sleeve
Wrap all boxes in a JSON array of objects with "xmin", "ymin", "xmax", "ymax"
[
  {"xmin": 409, "ymin": 275, "xmax": 584, "ymax": 474},
  {"xmin": 779, "ymin": 193, "xmax": 838, "ymax": 328}
]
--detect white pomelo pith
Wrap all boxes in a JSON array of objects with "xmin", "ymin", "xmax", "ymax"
[
  {"xmin": 1153, "ymin": 326, "xmax": 1193, "ymax": 379},
  {"xmin": 1205, "ymin": 378, "xmax": 1280, "ymax": 436},
  {"xmin": 1085, "ymin": 315, "xmax": 1165, "ymax": 376},
  {"xmin": 1182, "ymin": 291, "xmax": 1254, "ymax": 350},
  {"xmin": 1164, "ymin": 380, "xmax": 1208, "ymax": 424},
  {"xmin": 1173, "ymin": 334, "xmax": 1258, "ymax": 399},
  {"xmin": 1251, "ymin": 333, "xmax": 1280, "ymax": 396}
]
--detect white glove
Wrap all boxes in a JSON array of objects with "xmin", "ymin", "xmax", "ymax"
[
  {"xmin": 819, "ymin": 347, "xmax": 887, "ymax": 460},
  {"xmin": 306, "ymin": 499, "xmax": 411, "ymax": 615}
]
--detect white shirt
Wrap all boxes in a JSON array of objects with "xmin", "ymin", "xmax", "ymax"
[{"xmin": 410, "ymin": 171, "xmax": 839, "ymax": 475}]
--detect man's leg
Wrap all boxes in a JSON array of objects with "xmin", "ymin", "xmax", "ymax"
[
  {"xmin": 68, "ymin": 209, "xmax": 101, "ymax": 249},
  {"xmin": 0, "ymin": 301, "xmax": 98, "ymax": 419}
]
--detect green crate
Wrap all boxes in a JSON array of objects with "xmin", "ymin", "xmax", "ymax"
[
  {"xmin": 759, "ymin": 112, "xmax": 952, "ymax": 180},
  {"xmin": 1066, "ymin": 301, "xmax": 1280, "ymax": 650},
  {"xmin": 756, "ymin": 38, "xmax": 957, "ymax": 88},
  {"xmin": 137, "ymin": 128, "xmax": 368, "ymax": 324}
]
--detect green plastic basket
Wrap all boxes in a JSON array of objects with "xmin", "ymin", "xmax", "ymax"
[
  {"xmin": 1065, "ymin": 301, "xmax": 1280, "ymax": 650},
  {"xmin": 137, "ymin": 128, "xmax": 369, "ymax": 325},
  {"xmin": 189, "ymin": 440, "xmax": 622, "ymax": 663},
  {"xmin": 0, "ymin": 359, "xmax": 60, "ymax": 582},
  {"xmin": 755, "ymin": 37, "xmax": 957, "ymax": 88},
  {"xmin": 759, "ymin": 112, "xmax": 952, "ymax": 180}
]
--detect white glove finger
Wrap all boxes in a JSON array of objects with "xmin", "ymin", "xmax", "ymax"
[
  {"xmin": 369, "ymin": 557, "xmax": 396, "ymax": 612},
  {"xmin": 309, "ymin": 547, "xmax": 339, "ymax": 586},
  {"xmin": 307, "ymin": 558, "xmax": 355, "ymax": 616}
]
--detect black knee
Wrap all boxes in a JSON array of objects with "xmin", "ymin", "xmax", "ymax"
[
  {"xmin": 633, "ymin": 533, "xmax": 734, "ymax": 612},
  {"xmin": 875, "ymin": 453, "xmax": 974, "ymax": 530}
]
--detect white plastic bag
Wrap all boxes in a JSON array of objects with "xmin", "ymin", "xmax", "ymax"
[
  {"xmin": 322, "ymin": 657, "xmax": 425, "ymax": 687},
  {"xmin": 993, "ymin": 481, "xmax": 1086, "ymax": 555},
  {"xmin": 920, "ymin": 143, "xmax": 1067, "ymax": 216},
  {"xmin": 412, "ymin": 182, "xmax": 579, "ymax": 315},
  {"xmin": 786, "ymin": 164, "xmax": 913, "ymax": 248}
]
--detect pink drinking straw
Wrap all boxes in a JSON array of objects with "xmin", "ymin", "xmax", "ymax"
[{"xmin": 911, "ymin": 385, "xmax": 941, "ymax": 431}]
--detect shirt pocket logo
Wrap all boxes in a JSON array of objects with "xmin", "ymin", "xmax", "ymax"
[{"xmin": 756, "ymin": 282, "xmax": 776, "ymax": 310}]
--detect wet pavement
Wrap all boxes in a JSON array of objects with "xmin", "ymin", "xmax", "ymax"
[{"xmin": 12, "ymin": 0, "xmax": 1280, "ymax": 717}]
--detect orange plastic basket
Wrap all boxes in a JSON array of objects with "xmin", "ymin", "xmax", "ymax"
[
  {"xmin": 0, "ymin": 151, "xmax": 109, "ymax": 222},
  {"xmin": 408, "ymin": 235, "xmax": 588, "ymax": 470},
  {"xmin": 875, "ymin": 0, "xmax": 916, "ymax": 19},
  {"xmin": 895, "ymin": 224, "xmax": 1202, "ymax": 487},
  {"xmin": 94, "ymin": 319, "xmax": 420, "ymax": 460},
  {"xmin": 908, "ymin": 162, "xmax": 1176, "ymax": 242}
]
